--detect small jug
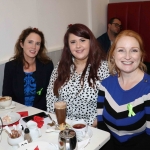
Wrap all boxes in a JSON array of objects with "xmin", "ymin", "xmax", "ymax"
[
  {"xmin": 58, "ymin": 129, "xmax": 78, "ymax": 150},
  {"xmin": 26, "ymin": 120, "xmax": 41, "ymax": 140}
]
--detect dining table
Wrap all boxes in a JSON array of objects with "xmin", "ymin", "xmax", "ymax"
[{"xmin": 0, "ymin": 101, "xmax": 110, "ymax": 150}]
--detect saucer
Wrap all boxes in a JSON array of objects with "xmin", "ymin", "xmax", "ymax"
[
  {"xmin": 46, "ymin": 117, "xmax": 72, "ymax": 131},
  {"xmin": 0, "ymin": 112, "xmax": 21, "ymax": 126},
  {"xmin": 0, "ymin": 101, "xmax": 16, "ymax": 110}
]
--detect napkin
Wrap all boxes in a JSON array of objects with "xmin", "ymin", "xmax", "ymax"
[
  {"xmin": 33, "ymin": 116, "xmax": 44, "ymax": 128},
  {"xmin": 78, "ymin": 138, "xmax": 90, "ymax": 150},
  {"xmin": 17, "ymin": 111, "xmax": 28, "ymax": 117},
  {"xmin": 34, "ymin": 146, "xmax": 39, "ymax": 150},
  {"xmin": 8, "ymin": 121, "xmax": 19, "ymax": 126}
]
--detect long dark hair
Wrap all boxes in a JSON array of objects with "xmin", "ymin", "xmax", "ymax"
[
  {"xmin": 11, "ymin": 27, "xmax": 51, "ymax": 67},
  {"xmin": 54, "ymin": 23, "xmax": 106, "ymax": 96}
]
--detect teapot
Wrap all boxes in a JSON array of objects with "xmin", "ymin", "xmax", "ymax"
[
  {"xmin": 26, "ymin": 120, "xmax": 41, "ymax": 140},
  {"xmin": 58, "ymin": 129, "xmax": 78, "ymax": 150}
]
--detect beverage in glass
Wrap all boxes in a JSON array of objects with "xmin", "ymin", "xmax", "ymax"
[{"xmin": 54, "ymin": 101, "xmax": 67, "ymax": 125}]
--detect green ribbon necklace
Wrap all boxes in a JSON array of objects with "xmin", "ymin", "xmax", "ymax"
[
  {"xmin": 127, "ymin": 103, "xmax": 136, "ymax": 117},
  {"xmin": 37, "ymin": 88, "xmax": 43, "ymax": 95}
]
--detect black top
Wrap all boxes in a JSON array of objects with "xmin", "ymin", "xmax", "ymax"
[
  {"xmin": 2, "ymin": 59, "xmax": 54, "ymax": 111},
  {"xmin": 97, "ymin": 32, "xmax": 111, "ymax": 53}
]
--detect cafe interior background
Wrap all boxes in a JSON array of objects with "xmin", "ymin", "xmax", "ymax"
[{"xmin": 0, "ymin": 0, "xmax": 149, "ymax": 95}]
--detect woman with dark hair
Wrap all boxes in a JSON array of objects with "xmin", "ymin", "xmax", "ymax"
[
  {"xmin": 46, "ymin": 24, "xmax": 109, "ymax": 126},
  {"xmin": 2, "ymin": 27, "xmax": 54, "ymax": 111},
  {"xmin": 97, "ymin": 30, "xmax": 150, "ymax": 149}
]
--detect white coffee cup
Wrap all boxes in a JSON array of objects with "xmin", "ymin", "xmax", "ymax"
[
  {"xmin": 72, "ymin": 119, "xmax": 88, "ymax": 141},
  {"xmin": 0, "ymin": 96, "xmax": 12, "ymax": 107},
  {"xmin": 7, "ymin": 131, "xmax": 24, "ymax": 149}
]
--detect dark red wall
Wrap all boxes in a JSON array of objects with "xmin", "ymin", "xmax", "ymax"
[{"xmin": 108, "ymin": 1, "xmax": 150, "ymax": 62}]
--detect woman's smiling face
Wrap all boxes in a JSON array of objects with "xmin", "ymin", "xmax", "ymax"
[
  {"xmin": 113, "ymin": 36, "xmax": 142, "ymax": 74},
  {"xmin": 20, "ymin": 32, "xmax": 41, "ymax": 60},
  {"xmin": 68, "ymin": 33, "xmax": 90, "ymax": 62}
]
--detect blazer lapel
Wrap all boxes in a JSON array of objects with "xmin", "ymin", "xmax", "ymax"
[{"xmin": 16, "ymin": 62, "xmax": 25, "ymax": 104}]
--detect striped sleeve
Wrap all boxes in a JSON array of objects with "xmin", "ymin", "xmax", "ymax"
[
  {"xmin": 97, "ymin": 84, "xmax": 109, "ymax": 131},
  {"xmin": 97, "ymin": 89, "xmax": 105, "ymax": 121},
  {"xmin": 97, "ymin": 82, "xmax": 106, "ymax": 124},
  {"xmin": 144, "ymin": 95, "xmax": 150, "ymax": 135}
]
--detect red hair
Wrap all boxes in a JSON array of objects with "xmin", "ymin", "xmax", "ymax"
[{"xmin": 108, "ymin": 30, "xmax": 147, "ymax": 76}]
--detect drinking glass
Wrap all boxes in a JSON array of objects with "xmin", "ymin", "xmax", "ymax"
[{"xmin": 54, "ymin": 101, "xmax": 67, "ymax": 125}]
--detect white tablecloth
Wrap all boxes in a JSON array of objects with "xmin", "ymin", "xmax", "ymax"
[{"xmin": 0, "ymin": 102, "xmax": 110, "ymax": 150}]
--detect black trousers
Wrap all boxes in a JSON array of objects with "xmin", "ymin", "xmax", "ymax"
[{"xmin": 100, "ymin": 133, "xmax": 150, "ymax": 150}]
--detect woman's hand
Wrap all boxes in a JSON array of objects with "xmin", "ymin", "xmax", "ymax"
[{"xmin": 92, "ymin": 118, "xmax": 97, "ymax": 127}]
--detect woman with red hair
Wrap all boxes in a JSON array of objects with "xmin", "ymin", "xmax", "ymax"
[
  {"xmin": 46, "ymin": 24, "xmax": 109, "ymax": 126},
  {"xmin": 97, "ymin": 30, "xmax": 150, "ymax": 149}
]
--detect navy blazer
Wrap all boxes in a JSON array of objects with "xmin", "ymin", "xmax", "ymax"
[
  {"xmin": 97, "ymin": 32, "xmax": 111, "ymax": 53},
  {"xmin": 2, "ymin": 59, "xmax": 54, "ymax": 111}
]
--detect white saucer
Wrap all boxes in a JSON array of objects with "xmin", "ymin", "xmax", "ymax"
[
  {"xmin": 0, "ymin": 111, "xmax": 21, "ymax": 126},
  {"xmin": 45, "ymin": 117, "xmax": 72, "ymax": 130},
  {"xmin": 17, "ymin": 141, "xmax": 58, "ymax": 150},
  {"xmin": 0, "ymin": 101, "xmax": 16, "ymax": 110}
]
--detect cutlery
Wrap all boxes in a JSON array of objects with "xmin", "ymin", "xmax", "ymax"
[
  {"xmin": 4, "ymin": 126, "xmax": 12, "ymax": 136},
  {"xmin": 47, "ymin": 114, "xmax": 57, "ymax": 127}
]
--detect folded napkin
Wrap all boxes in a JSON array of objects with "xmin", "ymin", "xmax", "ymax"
[
  {"xmin": 78, "ymin": 138, "xmax": 90, "ymax": 150},
  {"xmin": 33, "ymin": 116, "xmax": 44, "ymax": 128},
  {"xmin": 17, "ymin": 111, "xmax": 28, "ymax": 117},
  {"xmin": 34, "ymin": 146, "xmax": 39, "ymax": 150},
  {"xmin": 7, "ymin": 120, "xmax": 19, "ymax": 127}
]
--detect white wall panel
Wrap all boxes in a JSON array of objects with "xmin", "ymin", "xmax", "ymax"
[
  {"xmin": 0, "ymin": 0, "xmax": 37, "ymax": 64},
  {"xmin": 0, "ymin": 0, "xmax": 89, "ymax": 63},
  {"xmin": 90, "ymin": 0, "xmax": 109, "ymax": 38}
]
